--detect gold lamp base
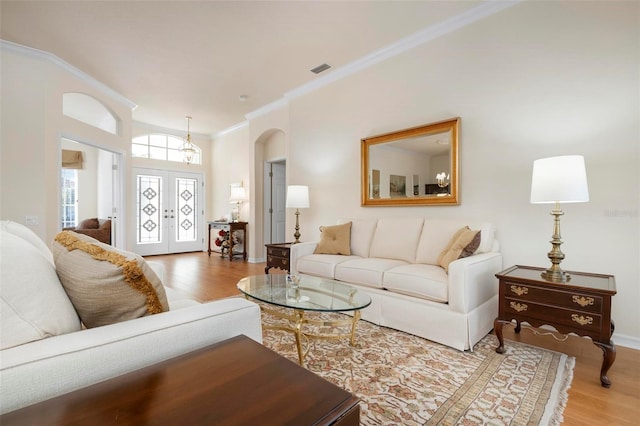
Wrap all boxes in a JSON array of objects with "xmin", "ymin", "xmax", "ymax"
[
  {"xmin": 541, "ymin": 203, "xmax": 571, "ymax": 283},
  {"xmin": 293, "ymin": 209, "xmax": 302, "ymax": 244}
]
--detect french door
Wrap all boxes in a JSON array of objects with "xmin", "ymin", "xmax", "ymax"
[{"xmin": 133, "ymin": 168, "xmax": 204, "ymax": 256}]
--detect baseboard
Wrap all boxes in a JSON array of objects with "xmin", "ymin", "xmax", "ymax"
[{"xmin": 613, "ymin": 333, "xmax": 640, "ymax": 350}]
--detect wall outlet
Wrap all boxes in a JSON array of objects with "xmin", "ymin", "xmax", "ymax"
[{"xmin": 25, "ymin": 215, "xmax": 39, "ymax": 226}]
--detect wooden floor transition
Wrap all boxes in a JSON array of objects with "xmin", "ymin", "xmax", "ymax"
[{"xmin": 148, "ymin": 251, "xmax": 640, "ymax": 426}]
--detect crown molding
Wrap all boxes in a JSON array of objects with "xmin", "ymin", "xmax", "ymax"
[
  {"xmin": 240, "ymin": 0, "xmax": 522, "ymax": 125},
  {"xmin": 213, "ymin": 121, "xmax": 248, "ymax": 139},
  {"xmin": 244, "ymin": 98, "xmax": 288, "ymax": 122},
  {"xmin": 1, "ymin": 39, "xmax": 137, "ymax": 111}
]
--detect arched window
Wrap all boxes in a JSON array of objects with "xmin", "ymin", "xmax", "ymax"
[
  {"xmin": 63, "ymin": 93, "xmax": 120, "ymax": 135},
  {"xmin": 132, "ymin": 134, "xmax": 201, "ymax": 164}
]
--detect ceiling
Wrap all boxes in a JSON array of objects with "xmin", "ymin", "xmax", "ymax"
[{"xmin": 1, "ymin": 1, "xmax": 482, "ymax": 136}]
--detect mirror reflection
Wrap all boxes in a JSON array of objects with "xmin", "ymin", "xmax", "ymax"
[{"xmin": 361, "ymin": 118, "xmax": 459, "ymax": 206}]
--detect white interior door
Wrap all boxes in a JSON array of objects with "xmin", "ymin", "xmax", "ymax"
[
  {"xmin": 133, "ymin": 168, "xmax": 203, "ymax": 256},
  {"xmin": 263, "ymin": 161, "xmax": 286, "ymax": 245}
]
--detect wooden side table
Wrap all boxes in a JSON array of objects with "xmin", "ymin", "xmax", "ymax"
[
  {"xmin": 207, "ymin": 221, "xmax": 248, "ymax": 261},
  {"xmin": 494, "ymin": 265, "xmax": 617, "ymax": 387},
  {"xmin": 265, "ymin": 242, "xmax": 292, "ymax": 273}
]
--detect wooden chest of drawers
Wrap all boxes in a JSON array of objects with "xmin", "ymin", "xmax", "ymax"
[
  {"xmin": 265, "ymin": 242, "xmax": 292, "ymax": 273},
  {"xmin": 494, "ymin": 265, "xmax": 616, "ymax": 387}
]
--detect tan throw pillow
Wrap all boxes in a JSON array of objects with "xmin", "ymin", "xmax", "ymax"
[
  {"xmin": 436, "ymin": 226, "xmax": 469, "ymax": 265},
  {"xmin": 438, "ymin": 227, "xmax": 481, "ymax": 272},
  {"xmin": 314, "ymin": 222, "xmax": 352, "ymax": 255},
  {"xmin": 51, "ymin": 231, "xmax": 169, "ymax": 328}
]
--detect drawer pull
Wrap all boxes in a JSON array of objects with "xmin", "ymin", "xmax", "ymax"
[
  {"xmin": 572, "ymin": 295, "xmax": 594, "ymax": 307},
  {"xmin": 510, "ymin": 302, "xmax": 528, "ymax": 312},
  {"xmin": 281, "ymin": 259, "xmax": 288, "ymax": 265},
  {"xmin": 510, "ymin": 285, "xmax": 529, "ymax": 296},
  {"xmin": 571, "ymin": 314, "xmax": 594, "ymax": 326}
]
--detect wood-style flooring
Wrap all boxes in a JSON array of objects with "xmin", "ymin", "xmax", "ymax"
[{"xmin": 148, "ymin": 251, "xmax": 640, "ymax": 426}]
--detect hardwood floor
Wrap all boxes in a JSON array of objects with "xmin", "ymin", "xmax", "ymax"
[{"xmin": 147, "ymin": 252, "xmax": 640, "ymax": 426}]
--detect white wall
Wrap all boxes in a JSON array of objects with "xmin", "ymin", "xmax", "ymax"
[
  {"xmin": 1, "ymin": 45, "xmax": 132, "ymax": 244},
  {"xmin": 228, "ymin": 1, "xmax": 639, "ymax": 343}
]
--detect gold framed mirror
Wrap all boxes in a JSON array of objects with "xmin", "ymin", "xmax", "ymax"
[{"xmin": 361, "ymin": 117, "xmax": 459, "ymax": 206}]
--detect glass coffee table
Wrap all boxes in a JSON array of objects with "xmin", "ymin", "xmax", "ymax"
[{"xmin": 237, "ymin": 274, "xmax": 372, "ymax": 365}]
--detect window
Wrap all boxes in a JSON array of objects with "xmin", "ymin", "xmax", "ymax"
[
  {"xmin": 132, "ymin": 134, "xmax": 201, "ymax": 164},
  {"xmin": 60, "ymin": 169, "xmax": 78, "ymax": 228}
]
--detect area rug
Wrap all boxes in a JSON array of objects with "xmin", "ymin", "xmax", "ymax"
[{"xmin": 260, "ymin": 310, "xmax": 575, "ymax": 425}]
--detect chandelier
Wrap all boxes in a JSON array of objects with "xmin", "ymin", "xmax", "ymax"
[{"xmin": 181, "ymin": 116, "xmax": 196, "ymax": 165}]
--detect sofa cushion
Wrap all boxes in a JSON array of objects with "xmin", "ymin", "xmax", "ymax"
[
  {"xmin": 51, "ymin": 231, "xmax": 169, "ymax": 328},
  {"xmin": 438, "ymin": 227, "xmax": 481, "ymax": 272},
  {"xmin": 297, "ymin": 254, "xmax": 361, "ymax": 279},
  {"xmin": 0, "ymin": 230, "xmax": 81, "ymax": 350},
  {"xmin": 337, "ymin": 218, "xmax": 378, "ymax": 257},
  {"xmin": 383, "ymin": 264, "xmax": 449, "ymax": 302},
  {"xmin": 314, "ymin": 222, "xmax": 351, "ymax": 255},
  {"xmin": 369, "ymin": 218, "xmax": 424, "ymax": 263},
  {"xmin": 416, "ymin": 220, "xmax": 495, "ymax": 265},
  {"xmin": 0, "ymin": 220, "xmax": 54, "ymax": 265},
  {"xmin": 334, "ymin": 258, "xmax": 407, "ymax": 289}
]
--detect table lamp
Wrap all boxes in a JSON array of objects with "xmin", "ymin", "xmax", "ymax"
[
  {"xmin": 286, "ymin": 185, "xmax": 309, "ymax": 244},
  {"xmin": 530, "ymin": 155, "xmax": 589, "ymax": 282},
  {"xmin": 229, "ymin": 186, "xmax": 247, "ymax": 223}
]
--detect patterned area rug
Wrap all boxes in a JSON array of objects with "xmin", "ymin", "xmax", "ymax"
[{"xmin": 260, "ymin": 310, "xmax": 574, "ymax": 425}]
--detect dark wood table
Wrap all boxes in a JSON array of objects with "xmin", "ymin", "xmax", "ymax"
[
  {"xmin": 265, "ymin": 242, "xmax": 293, "ymax": 273},
  {"xmin": 0, "ymin": 335, "xmax": 360, "ymax": 425},
  {"xmin": 207, "ymin": 221, "xmax": 248, "ymax": 261},
  {"xmin": 494, "ymin": 265, "xmax": 616, "ymax": 387}
]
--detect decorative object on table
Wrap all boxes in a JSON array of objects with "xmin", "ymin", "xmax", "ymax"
[
  {"xmin": 286, "ymin": 185, "xmax": 309, "ymax": 244},
  {"xmin": 229, "ymin": 183, "xmax": 247, "ymax": 223},
  {"xmin": 180, "ymin": 116, "xmax": 196, "ymax": 165},
  {"xmin": 530, "ymin": 155, "xmax": 589, "ymax": 282},
  {"xmin": 262, "ymin": 312, "xmax": 574, "ymax": 426}
]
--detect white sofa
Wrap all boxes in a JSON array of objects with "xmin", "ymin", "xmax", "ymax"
[
  {"xmin": 290, "ymin": 218, "xmax": 503, "ymax": 351},
  {"xmin": 0, "ymin": 221, "xmax": 262, "ymax": 414}
]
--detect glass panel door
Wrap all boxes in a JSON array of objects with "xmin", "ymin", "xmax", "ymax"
[{"xmin": 133, "ymin": 168, "xmax": 203, "ymax": 256}]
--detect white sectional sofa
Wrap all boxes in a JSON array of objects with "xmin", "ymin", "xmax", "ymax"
[
  {"xmin": 290, "ymin": 218, "xmax": 503, "ymax": 351},
  {"xmin": 0, "ymin": 221, "xmax": 262, "ymax": 414}
]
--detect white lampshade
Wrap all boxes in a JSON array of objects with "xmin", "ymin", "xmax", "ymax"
[
  {"xmin": 229, "ymin": 186, "xmax": 247, "ymax": 204},
  {"xmin": 530, "ymin": 155, "xmax": 589, "ymax": 204},
  {"xmin": 286, "ymin": 185, "xmax": 309, "ymax": 209}
]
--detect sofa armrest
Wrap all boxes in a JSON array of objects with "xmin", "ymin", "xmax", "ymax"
[
  {"xmin": 0, "ymin": 298, "xmax": 261, "ymax": 414},
  {"xmin": 447, "ymin": 252, "xmax": 503, "ymax": 314},
  {"xmin": 289, "ymin": 242, "xmax": 318, "ymax": 274}
]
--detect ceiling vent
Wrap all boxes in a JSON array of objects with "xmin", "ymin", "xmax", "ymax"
[{"xmin": 310, "ymin": 63, "xmax": 331, "ymax": 74}]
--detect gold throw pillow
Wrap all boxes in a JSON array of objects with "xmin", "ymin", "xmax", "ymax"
[{"xmin": 314, "ymin": 222, "xmax": 352, "ymax": 255}]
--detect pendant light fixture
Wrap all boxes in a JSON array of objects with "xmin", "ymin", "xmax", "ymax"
[{"xmin": 181, "ymin": 116, "xmax": 196, "ymax": 165}]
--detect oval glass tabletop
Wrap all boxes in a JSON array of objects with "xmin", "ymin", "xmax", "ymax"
[{"xmin": 237, "ymin": 274, "xmax": 372, "ymax": 312}]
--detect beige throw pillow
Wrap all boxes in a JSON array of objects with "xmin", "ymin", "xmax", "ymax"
[
  {"xmin": 51, "ymin": 231, "xmax": 169, "ymax": 328},
  {"xmin": 437, "ymin": 227, "xmax": 482, "ymax": 272},
  {"xmin": 314, "ymin": 222, "xmax": 352, "ymax": 255}
]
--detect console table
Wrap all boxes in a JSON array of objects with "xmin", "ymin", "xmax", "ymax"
[
  {"xmin": 494, "ymin": 265, "xmax": 616, "ymax": 387},
  {"xmin": 265, "ymin": 242, "xmax": 292, "ymax": 273},
  {"xmin": 207, "ymin": 221, "xmax": 247, "ymax": 261}
]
